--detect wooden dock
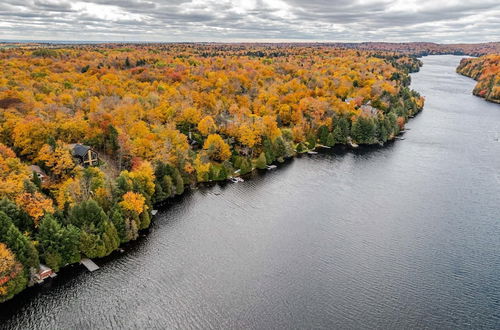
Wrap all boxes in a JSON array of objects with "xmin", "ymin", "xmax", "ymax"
[{"xmin": 80, "ymin": 258, "xmax": 99, "ymax": 272}]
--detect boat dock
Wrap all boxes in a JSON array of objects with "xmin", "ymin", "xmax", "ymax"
[{"xmin": 80, "ymin": 258, "xmax": 100, "ymax": 272}]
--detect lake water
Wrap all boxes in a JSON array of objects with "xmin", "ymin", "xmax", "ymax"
[{"xmin": 1, "ymin": 55, "xmax": 500, "ymax": 329}]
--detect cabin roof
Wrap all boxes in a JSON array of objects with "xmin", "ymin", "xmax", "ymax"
[
  {"xmin": 39, "ymin": 264, "xmax": 52, "ymax": 272},
  {"xmin": 70, "ymin": 143, "xmax": 92, "ymax": 157},
  {"xmin": 29, "ymin": 165, "xmax": 46, "ymax": 176}
]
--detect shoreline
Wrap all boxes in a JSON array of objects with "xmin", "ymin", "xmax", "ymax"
[{"xmin": 1, "ymin": 100, "xmax": 425, "ymax": 306}]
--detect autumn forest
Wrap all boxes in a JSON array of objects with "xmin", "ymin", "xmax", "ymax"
[{"xmin": 0, "ymin": 42, "xmax": 498, "ymax": 302}]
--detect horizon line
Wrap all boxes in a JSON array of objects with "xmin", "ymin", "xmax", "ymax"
[{"xmin": 1, "ymin": 39, "xmax": 499, "ymax": 45}]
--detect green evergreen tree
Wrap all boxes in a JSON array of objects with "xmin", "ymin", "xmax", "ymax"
[
  {"xmin": 69, "ymin": 200, "xmax": 111, "ymax": 258},
  {"xmin": 255, "ymin": 152, "xmax": 267, "ymax": 169},
  {"xmin": 333, "ymin": 117, "xmax": 350, "ymax": 144},
  {"xmin": 296, "ymin": 142, "xmax": 305, "ymax": 153},
  {"xmin": 110, "ymin": 207, "xmax": 127, "ymax": 243},
  {"xmin": 162, "ymin": 175, "xmax": 175, "ymax": 197},
  {"xmin": 273, "ymin": 136, "xmax": 288, "ymax": 159},
  {"xmin": 239, "ymin": 158, "xmax": 253, "ymax": 174},
  {"xmin": 326, "ymin": 132, "xmax": 335, "ymax": 147},
  {"xmin": 0, "ymin": 211, "xmax": 39, "ymax": 271},
  {"xmin": 306, "ymin": 134, "xmax": 316, "ymax": 149},
  {"xmin": 174, "ymin": 170, "xmax": 184, "ymax": 195},
  {"xmin": 102, "ymin": 220, "xmax": 120, "ymax": 255},
  {"xmin": 139, "ymin": 212, "xmax": 151, "ymax": 230},
  {"xmin": 79, "ymin": 231, "xmax": 105, "ymax": 258},
  {"xmin": 378, "ymin": 118, "xmax": 389, "ymax": 143},
  {"xmin": 351, "ymin": 117, "xmax": 377, "ymax": 144},
  {"xmin": 263, "ymin": 138, "xmax": 275, "ymax": 164},
  {"xmin": 61, "ymin": 225, "xmax": 81, "ymax": 265},
  {"xmin": 317, "ymin": 125, "xmax": 329, "ymax": 145},
  {"xmin": 0, "ymin": 198, "xmax": 33, "ymax": 233},
  {"xmin": 69, "ymin": 200, "xmax": 108, "ymax": 230},
  {"xmin": 37, "ymin": 214, "xmax": 64, "ymax": 271},
  {"xmin": 38, "ymin": 215, "xmax": 81, "ymax": 270}
]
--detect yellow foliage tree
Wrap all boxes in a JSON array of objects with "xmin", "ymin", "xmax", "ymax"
[
  {"xmin": 0, "ymin": 144, "xmax": 30, "ymax": 199},
  {"xmin": 197, "ymin": 115, "xmax": 217, "ymax": 136},
  {"xmin": 35, "ymin": 143, "xmax": 75, "ymax": 180},
  {"xmin": 238, "ymin": 124, "xmax": 260, "ymax": 149},
  {"xmin": 203, "ymin": 134, "xmax": 231, "ymax": 162},
  {"xmin": 193, "ymin": 155, "xmax": 211, "ymax": 182},
  {"xmin": 262, "ymin": 115, "xmax": 281, "ymax": 141},
  {"xmin": 54, "ymin": 177, "xmax": 83, "ymax": 209},
  {"xmin": 11, "ymin": 117, "xmax": 55, "ymax": 159},
  {"xmin": 119, "ymin": 191, "xmax": 145, "ymax": 214},
  {"xmin": 15, "ymin": 192, "xmax": 54, "ymax": 226}
]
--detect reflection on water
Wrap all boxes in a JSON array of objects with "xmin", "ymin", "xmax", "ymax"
[{"xmin": 1, "ymin": 55, "xmax": 500, "ymax": 329}]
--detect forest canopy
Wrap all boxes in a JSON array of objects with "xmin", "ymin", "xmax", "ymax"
[
  {"xmin": 456, "ymin": 54, "xmax": 500, "ymax": 103},
  {"xmin": 0, "ymin": 44, "xmax": 427, "ymax": 302}
]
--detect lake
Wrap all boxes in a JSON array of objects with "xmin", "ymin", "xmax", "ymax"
[{"xmin": 1, "ymin": 55, "xmax": 499, "ymax": 329}]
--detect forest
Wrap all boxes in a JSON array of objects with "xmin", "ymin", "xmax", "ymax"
[
  {"xmin": 334, "ymin": 42, "xmax": 500, "ymax": 57},
  {"xmin": 456, "ymin": 54, "xmax": 500, "ymax": 103},
  {"xmin": 0, "ymin": 44, "xmax": 426, "ymax": 302}
]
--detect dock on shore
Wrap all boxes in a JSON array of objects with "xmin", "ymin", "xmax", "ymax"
[{"xmin": 80, "ymin": 258, "xmax": 100, "ymax": 272}]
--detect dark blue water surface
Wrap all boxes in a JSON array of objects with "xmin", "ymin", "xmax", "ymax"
[{"xmin": 1, "ymin": 55, "xmax": 499, "ymax": 329}]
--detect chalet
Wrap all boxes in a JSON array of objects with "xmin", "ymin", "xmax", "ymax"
[
  {"xmin": 29, "ymin": 165, "xmax": 47, "ymax": 182},
  {"xmin": 34, "ymin": 264, "xmax": 55, "ymax": 283},
  {"xmin": 70, "ymin": 143, "xmax": 99, "ymax": 167}
]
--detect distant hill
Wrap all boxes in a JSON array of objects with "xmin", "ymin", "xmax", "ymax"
[{"xmin": 1, "ymin": 41, "xmax": 499, "ymax": 56}]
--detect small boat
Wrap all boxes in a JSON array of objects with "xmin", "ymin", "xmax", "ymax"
[
  {"xmin": 395, "ymin": 136, "xmax": 405, "ymax": 140},
  {"xmin": 348, "ymin": 142, "xmax": 359, "ymax": 148},
  {"xmin": 307, "ymin": 151, "xmax": 318, "ymax": 155},
  {"xmin": 229, "ymin": 177, "xmax": 244, "ymax": 183},
  {"xmin": 266, "ymin": 165, "xmax": 277, "ymax": 170},
  {"xmin": 151, "ymin": 210, "xmax": 158, "ymax": 216}
]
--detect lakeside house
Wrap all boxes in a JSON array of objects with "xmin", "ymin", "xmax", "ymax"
[
  {"xmin": 69, "ymin": 143, "xmax": 99, "ymax": 167},
  {"xmin": 29, "ymin": 165, "xmax": 47, "ymax": 182},
  {"xmin": 34, "ymin": 264, "xmax": 55, "ymax": 284}
]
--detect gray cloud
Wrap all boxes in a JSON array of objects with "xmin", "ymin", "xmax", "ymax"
[{"xmin": 0, "ymin": 0, "xmax": 498, "ymax": 42}]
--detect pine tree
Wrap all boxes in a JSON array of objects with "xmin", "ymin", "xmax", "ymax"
[
  {"xmin": 110, "ymin": 207, "xmax": 127, "ymax": 243},
  {"xmin": 255, "ymin": 152, "xmax": 267, "ymax": 169},
  {"xmin": 326, "ymin": 132, "xmax": 335, "ymax": 147},
  {"xmin": 0, "ymin": 211, "xmax": 39, "ymax": 271}
]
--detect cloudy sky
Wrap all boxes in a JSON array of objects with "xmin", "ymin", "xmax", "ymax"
[{"xmin": 0, "ymin": 0, "xmax": 498, "ymax": 43}]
